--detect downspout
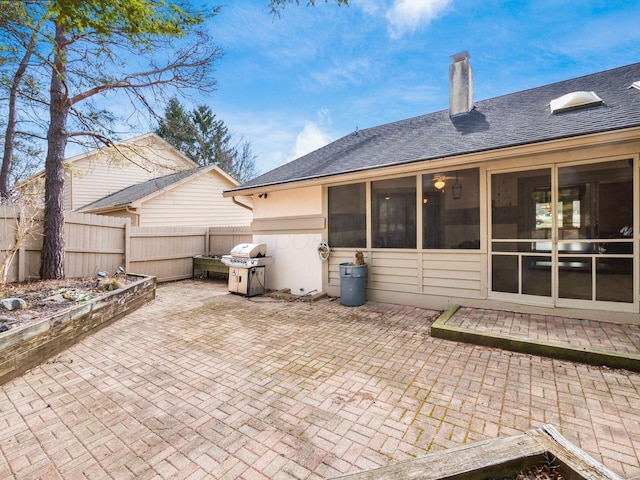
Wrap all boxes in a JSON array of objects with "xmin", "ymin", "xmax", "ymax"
[
  {"xmin": 125, "ymin": 206, "xmax": 141, "ymax": 226},
  {"xmin": 232, "ymin": 196, "xmax": 253, "ymax": 212}
]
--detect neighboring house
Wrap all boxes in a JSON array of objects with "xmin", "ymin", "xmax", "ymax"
[
  {"xmin": 224, "ymin": 53, "xmax": 640, "ymax": 324},
  {"xmin": 19, "ymin": 133, "xmax": 253, "ymax": 227}
]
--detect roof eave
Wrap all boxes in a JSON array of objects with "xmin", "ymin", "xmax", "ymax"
[{"xmin": 223, "ymin": 126, "xmax": 640, "ymax": 196}]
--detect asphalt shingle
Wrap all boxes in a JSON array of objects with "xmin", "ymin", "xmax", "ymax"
[
  {"xmin": 79, "ymin": 166, "xmax": 207, "ymax": 211},
  {"xmin": 231, "ymin": 62, "xmax": 640, "ymax": 192}
]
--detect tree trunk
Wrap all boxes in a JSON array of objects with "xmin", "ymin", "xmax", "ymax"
[
  {"xmin": 1, "ymin": 13, "xmax": 44, "ymax": 202},
  {"xmin": 0, "ymin": 51, "xmax": 25, "ymax": 202},
  {"xmin": 0, "ymin": 106, "xmax": 16, "ymax": 202},
  {"xmin": 40, "ymin": 21, "xmax": 69, "ymax": 280}
]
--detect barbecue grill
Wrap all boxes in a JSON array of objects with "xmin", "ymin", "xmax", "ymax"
[{"xmin": 221, "ymin": 243, "xmax": 274, "ymax": 296}]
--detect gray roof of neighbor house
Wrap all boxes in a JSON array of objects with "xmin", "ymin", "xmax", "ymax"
[
  {"xmin": 227, "ymin": 62, "xmax": 640, "ymax": 193},
  {"xmin": 79, "ymin": 166, "xmax": 208, "ymax": 212}
]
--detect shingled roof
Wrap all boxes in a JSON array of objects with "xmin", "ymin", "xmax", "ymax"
[
  {"xmin": 79, "ymin": 166, "xmax": 209, "ymax": 212},
  {"xmin": 229, "ymin": 62, "xmax": 640, "ymax": 193}
]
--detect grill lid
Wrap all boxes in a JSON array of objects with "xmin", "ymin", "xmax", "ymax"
[{"xmin": 229, "ymin": 243, "xmax": 267, "ymax": 258}]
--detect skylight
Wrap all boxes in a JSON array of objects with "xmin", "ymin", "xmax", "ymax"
[{"xmin": 550, "ymin": 91, "xmax": 603, "ymax": 114}]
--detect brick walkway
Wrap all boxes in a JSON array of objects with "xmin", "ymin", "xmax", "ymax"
[{"xmin": 1, "ymin": 279, "xmax": 639, "ymax": 479}]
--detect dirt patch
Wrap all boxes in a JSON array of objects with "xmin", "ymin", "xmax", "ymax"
[{"xmin": 1, "ymin": 276, "xmax": 136, "ymax": 332}]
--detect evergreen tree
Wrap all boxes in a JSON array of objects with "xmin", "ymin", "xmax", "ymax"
[{"xmin": 157, "ymin": 98, "xmax": 258, "ymax": 183}]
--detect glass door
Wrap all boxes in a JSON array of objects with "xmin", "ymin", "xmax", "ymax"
[
  {"xmin": 490, "ymin": 168, "xmax": 553, "ymax": 303},
  {"xmin": 490, "ymin": 159, "xmax": 636, "ymax": 309},
  {"xmin": 556, "ymin": 160, "xmax": 634, "ymax": 306}
]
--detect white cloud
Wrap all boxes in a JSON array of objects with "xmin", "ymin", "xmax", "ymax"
[
  {"xmin": 293, "ymin": 123, "xmax": 331, "ymax": 159},
  {"xmin": 217, "ymin": 107, "xmax": 335, "ymax": 175},
  {"xmin": 386, "ymin": 0, "xmax": 453, "ymax": 38},
  {"xmin": 293, "ymin": 108, "xmax": 333, "ymax": 159}
]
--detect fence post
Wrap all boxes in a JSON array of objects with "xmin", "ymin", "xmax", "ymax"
[{"xmin": 124, "ymin": 218, "xmax": 131, "ymax": 273}]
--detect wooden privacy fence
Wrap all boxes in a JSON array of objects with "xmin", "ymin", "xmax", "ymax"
[
  {"xmin": 128, "ymin": 225, "xmax": 251, "ymax": 283},
  {"xmin": 0, "ymin": 207, "xmax": 251, "ymax": 283}
]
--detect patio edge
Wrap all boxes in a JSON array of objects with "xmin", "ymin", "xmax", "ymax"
[{"xmin": 431, "ymin": 305, "xmax": 640, "ymax": 372}]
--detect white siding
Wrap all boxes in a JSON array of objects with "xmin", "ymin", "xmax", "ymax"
[
  {"xmin": 137, "ymin": 171, "xmax": 253, "ymax": 227},
  {"xmin": 250, "ymin": 186, "xmax": 324, "ymax": 294},
  {"xmin": 68, "ymin": 136, "xmax": 194, "ymax": 210}
]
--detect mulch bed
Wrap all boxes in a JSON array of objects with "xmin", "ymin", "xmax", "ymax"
[{"xmin": 1, "ymin": 275, "xmax": 136, "ymax": 332}]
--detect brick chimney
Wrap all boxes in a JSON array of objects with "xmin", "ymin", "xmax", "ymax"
[{"xmin": 449, "ymin": 51, "xmax": 473, "ymax": 117}]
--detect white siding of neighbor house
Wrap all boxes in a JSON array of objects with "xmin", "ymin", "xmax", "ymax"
[
  {"xmin": 136, "ymin": 171, "xmax": 253, "ymax": 227},
  {"xmin": 94, "ymin": 209, "xmax": 140, "ymax": 226},
  {"xmin": 67, "ymin": 137, "xmax": 194, "ymax": 211}
]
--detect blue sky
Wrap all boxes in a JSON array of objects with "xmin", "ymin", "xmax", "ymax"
[{"xmin": 182, "ymin": 0, "xmax": 640, "ymax": 176}]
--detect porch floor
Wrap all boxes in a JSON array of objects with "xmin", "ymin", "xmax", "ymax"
[{"xmin": 432, "ymin": 305, "xmax": 640, "ymax": 372}]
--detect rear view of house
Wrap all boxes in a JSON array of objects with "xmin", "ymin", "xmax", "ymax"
[{"xmin": 225, "ymin": 54, "xmax": 640, "ymax": 324}]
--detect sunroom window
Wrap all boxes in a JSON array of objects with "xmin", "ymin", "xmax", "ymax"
[
  {"xmin": 372, "ymin": 176, "xmax": 416, "ymax": 248},
  {"xmin": 328, "ymin": 183, "xmax": 366, "ymax": 248},
  {"xmin": 422, "ymin": 168, "xmax": 480, "ymax": 249}
]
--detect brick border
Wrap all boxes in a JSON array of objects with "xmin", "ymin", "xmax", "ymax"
[
  {"xmin": 0, "ymin": 274, "xmax": 156, "ymax": 385},
  {"xmin": 431, "ymin": 305, "xmax": 640, "ymax": 372}
]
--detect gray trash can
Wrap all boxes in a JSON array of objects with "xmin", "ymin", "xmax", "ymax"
[{"xmin": 339, "ymin": 262, "xmax": 367, "ymax": 306}]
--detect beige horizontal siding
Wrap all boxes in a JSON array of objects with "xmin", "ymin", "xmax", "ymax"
[
  {"xmin": 422, "ymin": 252, "xmax": 483, "ymax": 298},
  {"xmin": 369, "ymin": 251, "xmax": 420, "ymax": 291},
  {"xmin": 70, "ymin": 142, "xmax": 192, "ymax": 211},
  {"xmin": 328, "ymin": 251, "xmax": 354, "ymax": 285},
  {"xmin": 138, "ymin": 173, "xmax": 252, "ymax": 227},
  {"xmin": 328, "ymin": 249, "xmax": 483, "ymax": 299},
  {"xmin": 252, "ymin": 215, "xmax": 325, "ymax": 233}
]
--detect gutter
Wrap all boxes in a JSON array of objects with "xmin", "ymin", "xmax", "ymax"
[
  {"xmin": 223, "ymin": 126, "xmax": 640, "ymax": 197},
  {"xmin": 232, "ymin": 196, "xmax": 253, "ymax": 212}
]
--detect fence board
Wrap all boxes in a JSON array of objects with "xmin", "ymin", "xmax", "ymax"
[
  {"xmin": 1, "ymin": 207, "xmax": 252, "ymax": 283},
  {"xmin": 129, "ymin": 226, "xmax": 208, "ymax": 281},
  {"xmin": 64, "ymin": 212, "xmax": 128, "ymax": 278},
  {"xmin": 208, "ymin": 226, "xmax": 252, "ymax": 255},
  {"xmin": 1, "ymin": 206, "xmax": 44, "ymax": 281}
]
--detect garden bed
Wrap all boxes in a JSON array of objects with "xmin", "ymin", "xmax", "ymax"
[
  {"xmin": 334, "ymin": 425, "xmax": 625, "ymax": 480},
  {"xmin": 0, "ymin": 274, "xmax": 156, "ymax": 385}
]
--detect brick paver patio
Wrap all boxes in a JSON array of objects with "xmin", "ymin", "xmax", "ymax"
[
  {"xmin": 1, "ymin": 279, "xmax": 639, "ymax": 479},
  {"xmin": 449, "ymin": 307, "xmax": 640, "ymax": 354}
]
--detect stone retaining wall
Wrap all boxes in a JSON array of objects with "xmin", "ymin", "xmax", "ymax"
[{"xmin": 0, "ymin": 275, "xmax": 156, "ymax": 386}]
